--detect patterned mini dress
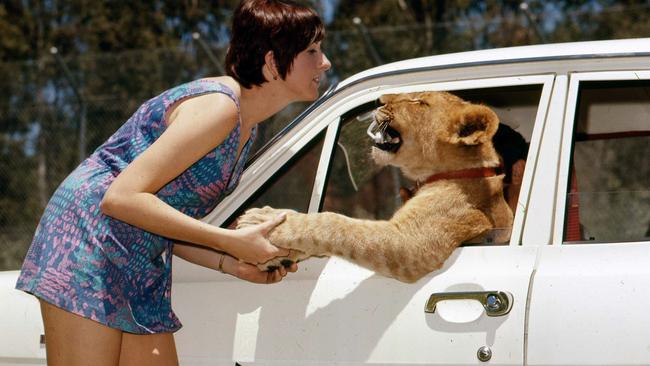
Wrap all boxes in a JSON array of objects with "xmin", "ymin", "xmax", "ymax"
[{"xmin": 16, "ymin": 80, "xmax": 256, "ymax": 334}]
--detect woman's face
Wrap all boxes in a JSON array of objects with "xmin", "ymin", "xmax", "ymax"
[{"xmin": 284, "ymin": 42, "xmax": 331, "ymax": 101}]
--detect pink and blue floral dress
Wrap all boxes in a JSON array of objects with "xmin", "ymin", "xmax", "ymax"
[{"xmin": 16, "ymin": 80, "xmax": 255, "ymax": 334}]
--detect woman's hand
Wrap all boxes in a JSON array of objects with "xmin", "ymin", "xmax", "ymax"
[
  {"xmin": 228, "ymin": 213, "xmax": 290, "ymax": 264},
  {"xmin": 222, "ymin": 254, "xmax": 298, "ymax": 284}
]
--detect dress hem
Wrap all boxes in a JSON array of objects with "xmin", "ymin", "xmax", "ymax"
[{"xmin": 15, "ymin": 284, "xmax": 183, "ymax": 335}]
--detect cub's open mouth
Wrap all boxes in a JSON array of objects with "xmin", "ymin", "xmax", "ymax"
[{"xmin": 367, "ymin": 120, "xmax": 402, "ymax": 152}]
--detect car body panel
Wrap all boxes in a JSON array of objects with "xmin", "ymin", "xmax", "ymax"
[
  {"xmin": 527, "ymin": 243, "xmax": 650, "ymax": 365},
  {"xmin": 173, "ymin": 247, "xmax": 537, "ymax": 365},
  {"xmin": 0, "ymin": 271, "xmax": 45, "ymax": 365},
  {"xmin": 524, "ymin": 69, "xmax": 650, "ymax": 365}
]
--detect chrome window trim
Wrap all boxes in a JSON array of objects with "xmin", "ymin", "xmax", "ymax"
[
  {"xmin": 521, "ymin": 74, "xmax": 569, "ymax": 246},
  {"xmin": 305, "ymin": 75, "xmax": 555, "ymax": 247},
  {"xmin": 552, "ymin": 70, "xmax": 650, "ymax": 245},
  {"xmin": 510, "ymin": 75, "xmax": 555, "ymax": 246},
  {"xmin": 308, "ymin": 121, "xmax": 341, "ymax": 213},
  {"xmin": 207, "ymin": 75, "xmax": 558, "ymax": 228}
]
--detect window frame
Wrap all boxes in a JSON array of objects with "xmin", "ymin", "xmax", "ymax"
[
  {"xmin": 321, "ymin": 75, "xmax": 555, "ymax": 246},
  {"xmin": 204, "ymin": 75, "xmax": 555, "ymax": 248},
  {"xmin": 551, "ymin": 70, "xmax": 650, "ymax": 245}
]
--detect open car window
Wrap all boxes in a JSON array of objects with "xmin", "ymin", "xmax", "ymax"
[
  {"xmin": 563, "ymin": 80, "xmax": 650, "ymax": 243},
  {"xmin": 321, "ymin": 85, "xmax": 544, "ymax": 245}
]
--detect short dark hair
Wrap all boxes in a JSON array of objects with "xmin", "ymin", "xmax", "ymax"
[
  {"xmin": 226, "ymin": 0, "xmax": 325, "ymax": 89},
  {"xmin": 493, "ymin": 123, "xmax": 529, "ymax": 183}
]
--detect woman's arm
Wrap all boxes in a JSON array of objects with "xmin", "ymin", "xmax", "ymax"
[
  {"xmin": 173, "ymin": 243, "xmax": 297, "ymax": 284},
  {"xmin": 100, "ymin": 92, "xmax": 287, "ymax": 264}
]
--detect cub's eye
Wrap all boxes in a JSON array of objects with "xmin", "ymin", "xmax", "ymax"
[{"xmin": 408, "ymin": 99, "xmax": 427, "ymax": 106}]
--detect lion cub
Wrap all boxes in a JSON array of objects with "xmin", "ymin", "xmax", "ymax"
[{"xmin": 237, "ymin": 91, "xmax": 513, "ymax": 283}]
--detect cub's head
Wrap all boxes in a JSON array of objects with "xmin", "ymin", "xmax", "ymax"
[{"xmin": 369, "ymin": 91, "xmax": 500, "ymax": 181}]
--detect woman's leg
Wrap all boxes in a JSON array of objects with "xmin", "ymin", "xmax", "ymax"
[
  {"xmin": 40, "ymin": 299, "xmax": 123, "ymax": 366},
  {"xmin": 118, "ymin": 331, "xmax": 179, "ymax": 366}
]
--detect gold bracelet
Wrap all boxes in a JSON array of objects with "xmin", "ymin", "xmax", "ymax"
[{"xmin": 218, "ymin": 254, "xmax": 226, "ymax": 273}]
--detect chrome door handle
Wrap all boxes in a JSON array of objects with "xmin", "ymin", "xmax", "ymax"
[{"xmin": 425, "ymin": 291, "xmax": 513, "ymax": 317}]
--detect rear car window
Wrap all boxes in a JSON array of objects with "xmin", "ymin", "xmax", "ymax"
[{"xmin": 564, "ymin": 80, "xmax": 650, "ymax": 243}]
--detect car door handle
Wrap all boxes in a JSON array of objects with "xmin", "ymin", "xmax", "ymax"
[{"xmin": 425, "ymin": 291, "xmax": 513, "ymax": 317}]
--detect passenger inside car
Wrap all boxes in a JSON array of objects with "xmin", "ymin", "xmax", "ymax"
[{"xmin": 493, "ymin": 123, "xmax": 529, "ymax": 214}]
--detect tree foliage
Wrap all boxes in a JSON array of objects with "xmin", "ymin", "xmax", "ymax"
[{"xmin": 1, "ymin": 0, "xmax": 649, "ymax": 269}]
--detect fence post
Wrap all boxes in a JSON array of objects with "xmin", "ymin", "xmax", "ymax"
[
  {"xmin": 520, "ymin": 2, "xmax": 547, "ymax": 43},
  {"xmin": 352, "ymin": 17, "xmax": 383, "ymax": 66},
  {"xmin": 50, "ymin": 46, "xmax": 87, "ymax": 163},
  {"xmin": 192, "ymin": 32, "xmax": 226, "ymax": 75}
]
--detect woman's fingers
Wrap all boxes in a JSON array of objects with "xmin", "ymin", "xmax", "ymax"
[
  {"xmin": 231, "ymin": 260, "xmax": 297, "ymax": 284},
  {"xmin": 258, "ymin": 213, "xmax": 290, "ymax": 258},
  {"xmin": 260, "ymin": 213, "xmax": 286, "ymax": 234},
  {"xmin": 271, "ymin": 246, "xmax": 290, "ymax": 258},
  {"xmin": 278, "ymin": 265, "xmax": 287, "ymax": 277},
  {"xmin": 267, "ymin": 269, "xmax": 284, "ymax": 284}
]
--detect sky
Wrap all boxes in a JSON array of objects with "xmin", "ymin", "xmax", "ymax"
[{"xmin": 319, "ymin": 0, "xmax": 339, "ymax": 24}]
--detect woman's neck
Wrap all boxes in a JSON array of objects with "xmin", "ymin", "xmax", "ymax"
[{"xmin": 239, "ymin": 83, "xmax": 294, "ymax": 129}]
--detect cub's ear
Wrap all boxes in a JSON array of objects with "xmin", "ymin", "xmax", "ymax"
[{"xmin": 447, "ymin": 104, "xmax": 499, "ymax": 146}]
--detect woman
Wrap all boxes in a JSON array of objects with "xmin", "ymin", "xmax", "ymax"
[{"xmin": 15, "ymin": 0, "xmax": 331, "ymax": 364}]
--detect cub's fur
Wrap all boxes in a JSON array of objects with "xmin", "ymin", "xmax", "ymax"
[{"xmin": 237, "ymin": 91, "xmax": 513, "ymax": 283}]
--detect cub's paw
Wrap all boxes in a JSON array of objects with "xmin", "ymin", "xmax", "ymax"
[
  {"xmin": 236, "ymin": 206, "xmax": 297, "ymax": 229},
  {"xmin": 257, "ymin": 250, "xmax": 311, "ymax": 272}
]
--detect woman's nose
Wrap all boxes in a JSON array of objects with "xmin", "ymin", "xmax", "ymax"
[{"xmin": 321, "ymin": 53, "xmax": 332, "ymax": 71}]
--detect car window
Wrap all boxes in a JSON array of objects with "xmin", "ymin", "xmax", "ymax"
[
  {"xmin": 321, "ymin": 85, "xmax": 543, "ymax": 245},
  {"xmin": 221, "ymin": 130, "xmax": 326, "ymax": 228},
  {"xmin": 563, "ymin": 80, "xmax": 650, "ymax": 243}
]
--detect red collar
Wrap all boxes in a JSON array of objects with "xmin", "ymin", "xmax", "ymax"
[{"xmin": 419, "ymin": 167, "xmax": 499, "ymax": 186}]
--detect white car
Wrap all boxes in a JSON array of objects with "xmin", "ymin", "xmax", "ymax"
[{"xmin": 2, "ymin": 38, "xmax": 649, "ymax": 366}]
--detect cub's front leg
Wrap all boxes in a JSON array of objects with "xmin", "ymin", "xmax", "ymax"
[
  {"xmin": 238, "ymin": 206, "xmax": 411, "ymax": 281},
  {"xmin": 238, "ymin": 206, "xmax": 373, "ymax": 272}
]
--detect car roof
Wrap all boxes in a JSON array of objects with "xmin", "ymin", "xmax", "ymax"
[{"xmin": 336, "ymin": 37, "xmax": 650, "ymax": 89}]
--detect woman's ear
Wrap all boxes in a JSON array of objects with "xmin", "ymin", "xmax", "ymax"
[{"xmin": 264, "ymin": 51, "xmax": 279, "ymax": 81}]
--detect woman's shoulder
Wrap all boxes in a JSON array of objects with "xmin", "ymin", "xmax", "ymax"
[
  {"xmin": 196, "ymin": 76, "xmax": 242, "ymax": 100},
  {"xmin": 164, "ymin": 78, "xmax": 241, "ymax": 128}
]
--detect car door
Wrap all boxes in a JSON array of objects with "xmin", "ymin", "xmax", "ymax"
[
  {"xmin": 172, "ymin": 74, "xmax": 554, "ymax": 365},
  {"xmin": 526, "ymin": 71, "xmax": 650, "ymax": 365}
]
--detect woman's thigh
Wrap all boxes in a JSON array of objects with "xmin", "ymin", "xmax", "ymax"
[
  {"xmin": 118, "ymin": 331, "xmax": 179, "ymax": 366},
  {"xmin": 40, "ymin": 299, "xmax": 123, "ymax": 366}
]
